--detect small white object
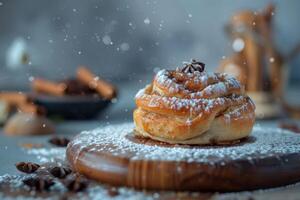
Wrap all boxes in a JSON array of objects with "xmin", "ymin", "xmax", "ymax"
[
  {"xmin": 6, "ymin": 38, "xmax": 29, "ymax": 70},
  {"xmin": 232, "ymin": 38, "xmax": 245, "ymax": 52},
  {"xmin": 102, "ymin": 35, "xmax": 112, "ymax": 45},
  {"xmin": 144, "ymin": 18, "xmax": 150, "ymax": 25},
  {"xmin": 28, "ymin": 76, "xmax": 34, "ymax": 82}
]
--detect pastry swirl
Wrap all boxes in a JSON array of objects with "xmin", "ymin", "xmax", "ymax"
[{"xmin": 134, "ymin": 64, "xmax": 255, "ymax": 144}]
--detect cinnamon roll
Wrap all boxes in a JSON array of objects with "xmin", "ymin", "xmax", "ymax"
[{"xmin": 133, "ymin": 60, "xmax": 255, "ymax": 144}]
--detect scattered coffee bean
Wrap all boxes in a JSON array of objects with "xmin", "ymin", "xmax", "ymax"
[
  {"xmin": 48, "ymin": 137, "xmax": 70, "ymax": 147},
  {"xmin": 15, "ymin": 162, "xmax": 40, "ymax": 173},
  {"xmin": 107, "ymin": 187, "xmax": 119, "ymax": 197},
  {"xmin": 49, "ymin": 166, "xmax": 72, "ymax": 179},
  {"xmin": 23, "ymin": 177, "xmax": 55, "ymax": 191},
  {"xmin": 64, "ymin": 176, "xmax": 88, "ymax": 192}
]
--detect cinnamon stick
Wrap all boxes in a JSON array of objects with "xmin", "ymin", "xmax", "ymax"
[
  {"xmin": 32, "ymin": 78, "xmax": 66, "ymax": 96},
  {"xmin": 0, "ymin": 92, "xmax": 29, "ymax": 106},
  {"xmin": 0, "ymin": 92, "xmax": 46, "ymax": 116},
  {"xmin": 77, "ymin": 67, "xmax": 116, "ymax": 99}
]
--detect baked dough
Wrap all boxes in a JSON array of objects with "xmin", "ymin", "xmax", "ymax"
[
  {"xmin": 134, "ymin": 67, "xmax": 255, "ymax": 144},
  {"xmin": 4, "ymin": 113, "xmax": 54, "ymax": 136}
]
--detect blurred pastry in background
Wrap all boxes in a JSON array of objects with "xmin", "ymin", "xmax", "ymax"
[
  {"xmin": 0, "ymin": 100, "xmax": 10, "ymax": 125},
  {"xmin": 0, "ymin": 92, "xmax": 45, "ymax": 116},
  {"xmin": 0, "ymin": 92, "xmax": 53, "ymax": 136},
  {"xmin": 4, "ymin": 112, "xmax": 54, "ymax": 136}
]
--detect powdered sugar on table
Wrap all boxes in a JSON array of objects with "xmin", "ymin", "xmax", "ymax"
[{"xmin": 69, "ymin": 123, "xmax": 300, "ymax": 163}]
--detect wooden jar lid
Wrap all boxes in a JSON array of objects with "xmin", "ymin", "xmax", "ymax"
[{"xmin": 66, "ymin": 123, "xmax": 300, "ymax": 191}]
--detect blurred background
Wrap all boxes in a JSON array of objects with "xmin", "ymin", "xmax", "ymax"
[{"xmin": 0, "ymin": 0, "xmax": 299, "ymax": 122}]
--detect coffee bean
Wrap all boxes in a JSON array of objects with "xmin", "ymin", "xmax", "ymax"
[
  {"xmin": 15, "ymin": 162, "xmax": 40, "ymax": 173},
  {"xmin": 64, "ymin": 176, "xmax": 88, "ymax": 192},
  {"xmin": 49, "ymin": 166, "xmax": 72, "ymax": 179},
  {"xmin": 107, "ymin": 187, "xmax": 119, "ymax": 197},
  {"xmin": 23, "ymin": 177, "xmax": 54, "ymax": 191},
  {"xmin": 48, "ymin": 137, "xmax": 70, "ymax": 147}
]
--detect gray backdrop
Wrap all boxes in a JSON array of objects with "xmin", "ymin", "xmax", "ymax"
[{"xmin": 0, "ymin": 0, "xmax": 299, "ymax": 90}]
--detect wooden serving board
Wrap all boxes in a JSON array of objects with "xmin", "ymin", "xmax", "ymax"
[{"xmin": 66, "ymin": 123, "xmax": 300, "ymax": 192}]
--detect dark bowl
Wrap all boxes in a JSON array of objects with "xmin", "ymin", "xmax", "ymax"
[{"xmin": 30, "ymin": 93, "xmax": 111, "ymax": 119}]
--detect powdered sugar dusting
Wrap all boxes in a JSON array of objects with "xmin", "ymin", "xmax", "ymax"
[
  {"xmin": 136, "ymin": 92, "xmax": 246, "ymax": 116},
  {"xmin": 1, "ymin": 173, "xmax": 300, "ymax": 199},
  {"xmin": 69, "ymin": 123, "xmax": 300, "ymax": 164},
  {"xmin": 26, "ymin": 147, "xmax": 66, "ymax": 164},
  {"xmin": 154, "ymin": 69, "xmax": 241, "ymax": 99},
  {"xmin": 0, "ymin": 173, "xmax": 155, "ymax": 200},
  {"xmin": 135, "ymin": 88, "xmax": 146, "ymax": 99},
  {"xmin": 155, "ymin": 69, "xmax": 184, "ymax": 93},
  {"xmin": 136, "ymin": 69, "xmax": 250, "ymax": 118}
]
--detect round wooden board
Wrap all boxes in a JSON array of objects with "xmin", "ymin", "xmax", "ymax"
[{"xmin": 66, "ymin": 123, "xmax": 300, "ymax": 192}]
